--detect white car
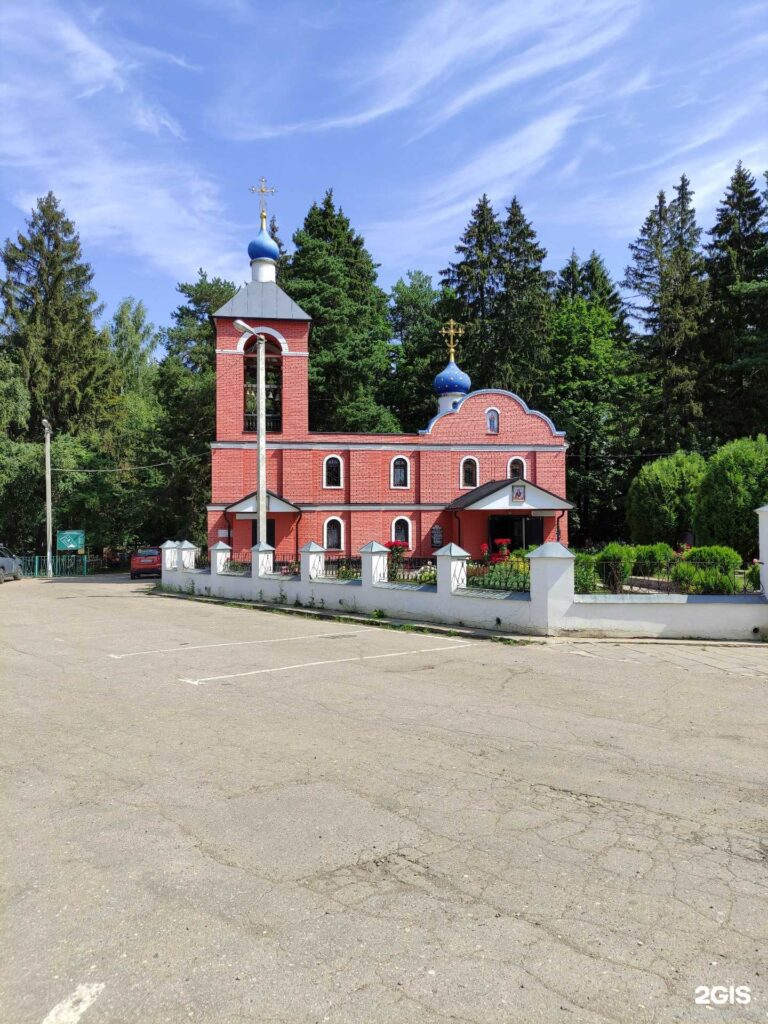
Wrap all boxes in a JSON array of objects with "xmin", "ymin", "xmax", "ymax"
[{"xmin": 0, "ymin": 546, "xmax": 22, "ymax": 582}]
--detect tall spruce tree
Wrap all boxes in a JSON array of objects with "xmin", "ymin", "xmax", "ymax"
[
  {"xmin": 623, "ymin": 177, "xmax": 707, "ymax": 450},
  {"xmin": 153, "ymin": 271, "xmax": 236, "ymax": 542},
  {"xmin": 493, "ymin": 197, "xmax": 553, "ymax": 399},
  {"xmin": 282, "ymin": 190, "xmax": 398, "ymax": 431},
  {"xmin": 539, "ymin": 294, "xmax": 635, "ymax": 543},
  {"xmin": 580, "ymin": 250, "xmax": 630, "ymax": 341},
  {"xmin": 0, "ymin": 192, "xmax": 113, "ymax": 439},
  {"xmin": 388, "ymin": 271, "xmax": 449, "ymax": 431},
  {"xmin": 440, "ymin": 195, "xmax": 503, "ymax": 388},
  {"xmin": 556, "ymin": 251, "xmax": 584, "ymax": 301},
  {"xmin": 702, "ymin": 162, "xmax": 768, "ymax": 438}
]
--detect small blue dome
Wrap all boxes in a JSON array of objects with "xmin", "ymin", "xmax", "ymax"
[
  {"xmin": 248, "ymin": 225, "xmax": 280, "ymax": 263},
  {"xmin": 433, "ymin": 359, "xmax": 471, "ymax": 396}
]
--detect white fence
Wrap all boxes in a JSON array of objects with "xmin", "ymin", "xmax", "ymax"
[{"xmin": 159, "ymin": 507, "xmax": 768, "ymax": 641}]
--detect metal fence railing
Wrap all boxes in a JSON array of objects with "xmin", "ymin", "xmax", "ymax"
[
  {"xmin": 221, "ymin": 551, "xmax": 252, "ymax": 576},
  {"xmin": 193, "ymin": 551, "xmax": 211, "ymax": 572},
  {"xmin": 321, "ymin": 556, "xmax": 362, "ymax": 580},
  {"xmin": 388, "ymin": 557, "xmax": 437, "ymax": 585},
  {"xmin": 466, "ymin": 558, "xmax": 530, "ymax": 592},
  {"xmin": 578, "ymin": 557, "xmax": 762, "ymax": 596},
  {"xmin": 271, "ymin": 559, "xmax": 300, "ymax": 577}
]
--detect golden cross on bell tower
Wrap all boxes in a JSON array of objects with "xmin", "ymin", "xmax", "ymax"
[
  {"xmin": 249, "ymin": 176, "xmax": 277, "ymax": 229},
  {"xmin": 440, "ymin": 319, "xmax": 464, "ymax": 361}
]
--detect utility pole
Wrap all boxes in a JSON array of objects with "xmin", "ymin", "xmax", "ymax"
[
  {"xmin": 256, "ymin": 333, "xmax": 267, "ymax": 548},
  {"xmin": 42, "ymin": 418, "xmax": 53, "ymax": 577}
]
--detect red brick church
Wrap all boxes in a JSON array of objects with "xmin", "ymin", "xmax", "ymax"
[{"xmin": 207, "ymin": 207, "xmax": 571, "ymax": 559}]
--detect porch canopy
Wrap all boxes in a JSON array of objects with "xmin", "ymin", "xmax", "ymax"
[
  {"xmin": 446, "ymin": 479, "xmax": 573, "ymax": 514},
  {"xmin": 225, "ymin": 490, "xmax": 300, "ymax": 517}
]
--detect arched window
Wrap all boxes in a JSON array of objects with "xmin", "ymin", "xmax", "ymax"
[
  {"xmin": 391, "ymin": 456, "xmax": 410, "ymax": 489},
  {"xmin": 323, "ymin": 455, "xmax": 342, "ymax": 488},
  {"xmin": 243, "ymin": 337, "xmax": 282, "ymax": 433},
  {"xmin": 486, "ymin": 408, "xmax": 500, "ymax": 434},
  {"xmin": 508, "ymin": 458, "xmax": 525, "ymax": 482},
  {"xmin": 392, "ymin": 517, "xmax": 411, "ymax": 546},
  {"xmin": 324, "ymin": 517, "xmax": 343, "ymax": 550},
  {"xmin": 461, "ymin": 457, "xmax": 478, "ymax": 488}
]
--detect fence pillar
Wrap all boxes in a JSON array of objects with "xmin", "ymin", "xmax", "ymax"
[
  {"xmin": 757, "ymin": 505, "xmax": 768, "ymax": 595},
  {"xmin": 434, "ymin": 543, "xmax": 470, "ymax": 595},
  {"xmin": 252, "ymin": 541, "xmax": 274, "ymax": 577},
  {"xmin": 210, "ymin": 541, "xmax": 231, "ymax": 577},
  {"xmin": 160, "ymin": 540, "xmax": 180, "ymax": 580},
  {"xmin": 527, "ymin": 542, "xmax": 575, "ymax": 635},
  {"xmin": 179, "ymin": 540, "xmax": 198, "ymax": 571},
  {"xmin": 300, "ymin": 541, "xmax": 325, "ymax": 581},
  {"xmin": 360, "ymin": 541, "xmax": 389, "ymax": 586}
]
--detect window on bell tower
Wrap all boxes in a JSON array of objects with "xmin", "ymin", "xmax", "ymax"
[{"xmin": 244, "ymin": 338, "xmax": 282, "ymax": 433}]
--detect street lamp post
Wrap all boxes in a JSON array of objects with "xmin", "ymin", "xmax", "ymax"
[{"xmin": 42, "ymin": 418, "xmax": 53, "ymax": 577}]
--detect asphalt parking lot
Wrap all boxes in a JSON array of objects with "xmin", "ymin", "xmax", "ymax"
[{"xmin": 1, "ymin": 575, "xmax": 767, "ymax": 1024}]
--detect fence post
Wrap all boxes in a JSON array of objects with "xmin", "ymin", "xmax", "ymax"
[
  {"xmin": 434, "ymin": 543, "xmax": 470, "ymax": 595},
  {"xmin": 300, "ymin": 541, "xmax": 325, "ymax": 582},
  {"xmin": 179, "ymin": 540, "xmax": 198, "ymax": 571},
  {"xmin": 252, "ymin": 541, "xmax": 274, "ymax": 578},
  {"xmin": 757, "ymin": 505, "xmax": 768, "ymax": 595},
  {"xmin": 209, "ymin": 541, "xmax": 231, "ymax": 577},
  {"xmin": 359, "ymin": 541, "xmax": 389, "ymax": 586},
  {"xmin": 160, "ymin": 540, "xmax": 180, "ymax": 582},
  {"xmin": 526, "ymin": 542, "xmax": 575, "ymax": 635}
]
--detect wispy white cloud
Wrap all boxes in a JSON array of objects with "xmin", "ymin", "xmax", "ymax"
[
  {"xmin": 220, "ymin": 0, "xmax": 636, "ymax": 140},
  {"xmin": 0, "ymin": 3, "xmax": 243, "ymax": 285}
]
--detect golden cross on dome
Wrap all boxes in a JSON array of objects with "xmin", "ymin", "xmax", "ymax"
[
  {"xmin": 440, "ymin": 319, "xmax": 464, "ymax": 361},
  {"xmin": 249, "ymin": 177, "xmax": 277, "ymax": 227}
]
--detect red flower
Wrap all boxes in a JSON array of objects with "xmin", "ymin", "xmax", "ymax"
[
  {"xmin": 480, "ymin": 543, "xmax": 489, "ymax": 554},
  {"xmin": 494, "ymin": 538, "xmax": 511, "ymax": 548},
  {"xmin": 385, "ymin": 540, "xmax": 409, "ymax": 551}
]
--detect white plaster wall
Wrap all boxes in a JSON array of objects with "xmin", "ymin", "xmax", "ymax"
[
  {"xmin": 560, "ymin": 595, "xmax": 766, "ymax": 641},
  {"xmin": 162, "ymin": 555, "xmax": 767, "ymax": 641}
]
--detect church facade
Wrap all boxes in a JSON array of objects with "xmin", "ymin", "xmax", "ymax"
[{"xmin": 207, "ymin": 212, "xmax": 571, "ymax": 560}]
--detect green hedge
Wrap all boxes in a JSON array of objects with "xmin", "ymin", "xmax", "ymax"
[
  {"xmin": 671, "ymin": 561, "xmax": 736, "ymax": 595},
  {"xmin": 633, "ymin": 542, "xmax": 675, "ymax": 576},
  {"xmin": 683, "ymin": 545, "xmax": 741, "ymax": 574}
]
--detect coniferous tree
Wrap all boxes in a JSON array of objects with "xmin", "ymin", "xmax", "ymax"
[
  {"xmin": 556, "ymin": 251, "xmax": 584, "ymax": 301},
  {"xmin": 580, "ymin": 250, "xmax": 630, "ymax": 341},
  {"xmin": 268, "ymin": 215, "xmax": 290, "ymax": 279},
  {"xmin": 282, "ymin": 190, "xmax": 398, "ymax": 431},
  {"xmin": 539, "ymin": 294, "xmax": 636, "ymax": 543},
  {"xmin": 0, "ymin": 192, "xmax": 114, "ymax": 439},
  {"xmin": 702, "ymin": 162, "xmax": 768, "ymax": 438},
  {"xmin": 388, "ymin": 271, "xmax": 450, "ymax": 431},
  {"xmin": 440, "ymin": 194, "xmax": 503, "ymax": 388},
  {"xmin": 153, "ymin": 271, "xmax": 236, "ymax": 542},
  {"xmin": 623, "ymin": 177, "xmax": 708, "ymax": 451},
  {"xmin": 493, "ymin": 197, "xmax": 553, "ymax": 399}
]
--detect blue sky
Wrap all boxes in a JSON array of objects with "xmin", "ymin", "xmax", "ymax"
[{"xmin": 0, "ymin": 0, "xmax": 766, "ymax": 330}]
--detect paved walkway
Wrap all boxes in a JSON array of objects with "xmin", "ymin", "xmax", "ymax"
[{"xmin": 2, "ymin": 576, "xmax": 767, "ymax": 1023}]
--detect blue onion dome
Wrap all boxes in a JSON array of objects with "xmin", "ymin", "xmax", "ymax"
[
  {"xmin": 433, "ymin": 359, "xmax": 471, "ymax": 395},
  {"xmin": 247, "ymin": 218, "xmax": 280, "ymax": 262}
]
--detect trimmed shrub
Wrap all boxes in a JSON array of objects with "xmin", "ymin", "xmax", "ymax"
[
  {"xmin": 574, "ymin": 553, "xmax": 599, "ymax": 594},
  {"xmin": 671, "ymin": 561, "xmax": 736, "ymax": 595},
  {"xmin": 683, "ymin": 545, "xmax": 741, "ymax": 574},
  {"xmin": 595, "ymin": 542, "xmax": 636, "ymax": 592},
  {"xmin": 746, "ymin": 562, "xmax": 762, "ymax": 591},
  {"xmin": 626, "ymin": 450, "xmax": 706, "ymax": 545},
  {"xmin": 694, "ymin": 435, "xmax": 768, "ymax": 559},
  {"xmin": 633, "ymin": 542, "xmax": 675, "ymax": 576}
]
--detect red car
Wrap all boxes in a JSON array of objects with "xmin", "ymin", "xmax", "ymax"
[{"xmin": 130, "ymin": 547, "xmax": 161, "ymax": 579}]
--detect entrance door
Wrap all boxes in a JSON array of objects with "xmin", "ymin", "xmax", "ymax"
[
  {"xmin": 251, "ymin": 518, "xmax": 276, "ymax": 547},
  {"xmin": 487, "ymin": 515, "xmax": 542, "ymax": 550}
]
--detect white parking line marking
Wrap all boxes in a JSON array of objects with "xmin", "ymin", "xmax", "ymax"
[
  {"xmin": 179, "ymin": 642, "xmax": 475, "ymax": 685},
  {"xmin": 109, "ymin": 630, "xmax": 365, "ymax": 659},
  {"xmin": 41, "ymin": 983, "xmax": 105, "ymax": 1024}
]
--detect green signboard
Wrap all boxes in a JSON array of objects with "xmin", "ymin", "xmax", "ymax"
[{"xmin": 57, "ymin": 530, "xmax": 85, "ymax": 552}]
